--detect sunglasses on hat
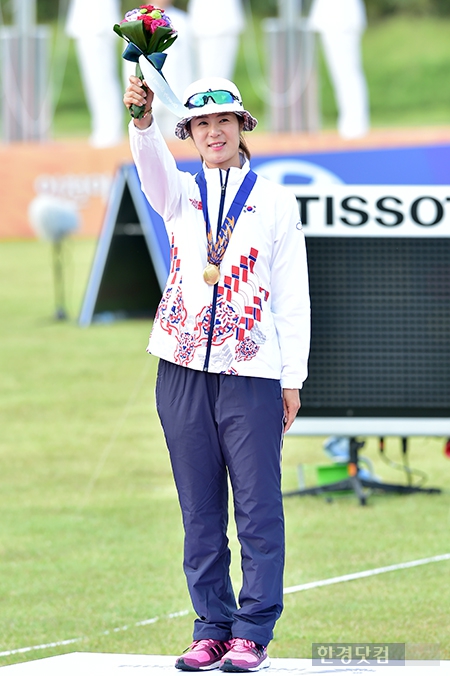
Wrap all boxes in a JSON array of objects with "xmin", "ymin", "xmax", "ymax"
[{"xmin": 185, "ymin": 89, "xmax": 241, "ymax": 109}]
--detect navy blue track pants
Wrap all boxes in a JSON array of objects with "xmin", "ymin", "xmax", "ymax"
[{"xmin": 155, "ymin": 359, "xmax": 285, "ymax": 647}]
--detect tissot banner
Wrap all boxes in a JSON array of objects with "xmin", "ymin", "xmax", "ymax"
[{"xmin": 289, "ymin": 185, "xmax": 450, "ymax": 236}]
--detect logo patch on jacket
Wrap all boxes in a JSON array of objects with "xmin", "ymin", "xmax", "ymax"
[
  {"xmin": 189, "ymin": 198, "xmax": 203, "ymax": 210},
  {"xmin": 243, "ymin": 204, "xmax": 256, "ymax": 213}
]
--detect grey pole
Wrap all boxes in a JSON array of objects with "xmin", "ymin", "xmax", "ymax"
[
  {"xmin": 13, "ymin": 0, "xmax": 38, "ymax": 33},
  {"xmin": 278, "ymin": 0, "xmax": 302, "ymax": 23},
  {"xmin": 263, "ymin": 0, "xmax": 319, "ymax": 132},
  {"xmin": 1, "ymin": 0, "xmax": 50, "ymax": 141}
]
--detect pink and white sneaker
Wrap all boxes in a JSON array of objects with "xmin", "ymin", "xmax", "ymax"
[
  {"xmin": 175, "ymin": 638, "xmax": 232, "ymax": 671},
  {"xmin": 220, "ymin": 638, "xmax": 270, "ymax": 672}
]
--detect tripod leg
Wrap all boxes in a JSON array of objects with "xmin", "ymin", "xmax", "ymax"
[
  {"xmin": 349, "ymin": 437, "xmax": 367, "ymax": 506},
  {"xmin": 402, "ymin": 437, "xmax": 412, "ymax": 487}
]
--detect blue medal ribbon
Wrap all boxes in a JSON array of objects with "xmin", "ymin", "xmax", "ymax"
[{"xmin": 195, "ymin": 168, "xmax": 257, "ymax": 272}]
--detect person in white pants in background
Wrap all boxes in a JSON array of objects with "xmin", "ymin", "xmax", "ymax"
[
  {"xmin": 187, "ymin": 0, "xmax": 245, "ymax": 81},
  {"xmin": 308, "ymin": 0, "xmax": 370, "ymax": 139},
  {"xmin": 66, "ymin": 0, "xmax": 124, "ymax": 148},
  {"xmin": 122, "ymin": 1, "xmax": 194, "ymax": 139}
]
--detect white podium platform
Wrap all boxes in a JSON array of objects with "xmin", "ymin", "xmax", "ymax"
[{"xmin": 0, "ymin": 653, "xmax": 448, "ymax": 675}]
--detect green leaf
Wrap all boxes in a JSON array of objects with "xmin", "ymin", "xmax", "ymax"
[
  {"xmin": 114, "ymin": 20, "xmax": 149, "ymax": 52},
  {"xmin": 113, "ymin": 24, "xmax": 124, "ymax": 38},
  {"xmin": 147, "ymin": 26, "xmax": 174, "ymax": 53},
  {"xmin": 158, "ymin": 34, "xmax": 178, "ymax": 52},
  {"xmin": 114, "ymin": 21, "xmax": 177, "ymax": 56}
]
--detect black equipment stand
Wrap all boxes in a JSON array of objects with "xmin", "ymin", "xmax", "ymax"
[{"xmin": 283, "ymin": 437, "xmax": 442, "ymax": 506}]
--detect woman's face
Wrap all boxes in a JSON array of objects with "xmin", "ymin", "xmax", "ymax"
[{"xmin": 189, "ymin": 112, "xmax": 243, "ymax": 170}]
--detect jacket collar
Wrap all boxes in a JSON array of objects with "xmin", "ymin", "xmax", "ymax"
[{"xmin": 203, "ymin": 157, "xmax": 251, "ymax": 187}]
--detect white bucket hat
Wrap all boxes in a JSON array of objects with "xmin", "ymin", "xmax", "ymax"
[{"xmin": 175, "ymin": 77, "xmax": 258, "ymax": 141}]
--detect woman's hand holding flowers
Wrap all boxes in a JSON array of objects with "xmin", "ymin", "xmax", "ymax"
[{"xmin": 124, "ymin": 76, "xmax": 154, "ymax": 129}]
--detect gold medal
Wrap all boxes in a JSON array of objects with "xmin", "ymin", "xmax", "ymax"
[{"xmin": 203, "ymin": 263, "xmax": 220, "ymax": 285}]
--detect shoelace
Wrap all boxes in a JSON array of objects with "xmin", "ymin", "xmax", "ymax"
[{"xmin": 230, "ymin": 638, "xmax": 261, "ymax": 653}]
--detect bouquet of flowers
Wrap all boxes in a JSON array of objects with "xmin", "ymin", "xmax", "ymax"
[{"xmin": 114, "ymin": 5, "xmax": 178, "ymax": 119}]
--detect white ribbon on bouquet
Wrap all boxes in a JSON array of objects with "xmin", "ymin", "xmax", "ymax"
[{"xmin": 138, "ymin": 55, "xmax": 187, "ymax": 118}]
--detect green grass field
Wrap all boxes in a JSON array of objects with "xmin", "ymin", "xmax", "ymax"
[{"xmin": 1, "ymin": 239, "xmax": 450, "ymax": 666}]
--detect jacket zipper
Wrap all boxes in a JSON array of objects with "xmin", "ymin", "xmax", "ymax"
[{"xmin": 203, "ymin": 170, "xmax": 229, "ymax": 371}]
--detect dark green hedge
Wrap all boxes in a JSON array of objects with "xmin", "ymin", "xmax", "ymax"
[{"xmin": 365, "ymin": 0, "xmax": 450, "ymax": 18}]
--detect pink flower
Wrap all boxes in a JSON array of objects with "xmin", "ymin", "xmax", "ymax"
[
  {"xmin": 139, "ymin": 14, "xmax": 169, "ymax": 31},
  {"xmin": 151, "ymin": 18, "xmax": 169, "ymax": 28}
]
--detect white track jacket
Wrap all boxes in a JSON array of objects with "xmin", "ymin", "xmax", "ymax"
[{"xmin": 129, "ymin": 121, "xmax": 311, "ymax": 389}]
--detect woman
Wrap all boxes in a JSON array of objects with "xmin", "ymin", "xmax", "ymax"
[
  {"xmin": 123, "ymin": 75, "xmax": 310, "ymax": 672},
  {"xmin": 187, "ymin": 0, "xmax": 245, "ymax": 81},
  {"xmin": 66, "ymin": 0, "xmax": 124, "ymax": 147},
  {"xmin": 308, "ymin": 0, "xmax": 369, "ymax": 139}
]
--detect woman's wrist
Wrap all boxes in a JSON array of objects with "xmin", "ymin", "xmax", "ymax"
[{"xmin": 131, "ymin": 107, "xmax": 153, "ymax": 130}]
